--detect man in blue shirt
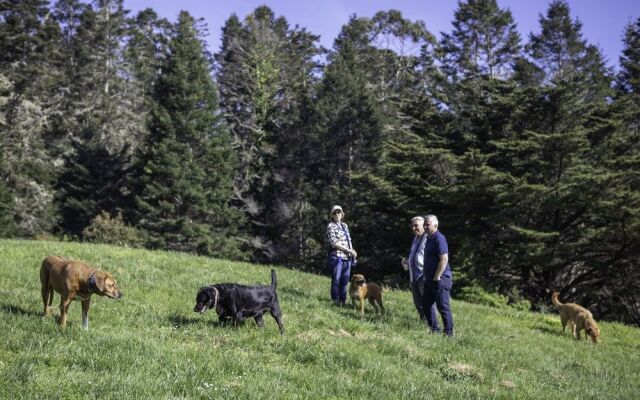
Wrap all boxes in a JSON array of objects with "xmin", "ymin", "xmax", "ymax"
[{"xmin": 421, "ymin": 214, "xmax": 454, "ymax": 336}]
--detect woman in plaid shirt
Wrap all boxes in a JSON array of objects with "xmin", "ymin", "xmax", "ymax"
[{"xmin": 326, "ymin": 205, "xmax": 357, "ymax": 306}]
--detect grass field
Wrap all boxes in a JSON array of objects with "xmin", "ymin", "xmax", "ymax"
[{"xmin": 1, "ymin": 239, "xmax": 639, "ymax": 399}]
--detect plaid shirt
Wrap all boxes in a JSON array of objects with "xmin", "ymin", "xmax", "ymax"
[{"xmin": 326, "ymin": 221, "xmax": 353, "ymax": 259}]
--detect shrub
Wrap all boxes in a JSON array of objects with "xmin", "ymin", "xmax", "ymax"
[
  {"xmin": 82, "ymin": 212, "xmax": 144, "ymax": 247},
  {"xmin": 457, "ymin": 284, "xmax": 509, "ymax": 308},
  {"xmin": 457, "ymin": 284, "xmax": 532, "ymax": 311}
]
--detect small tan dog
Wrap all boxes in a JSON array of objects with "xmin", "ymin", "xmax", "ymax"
[
  {"xmin": 349, "ymin": 274, "xmax": 386, "ymax": 316},
  {"xmin": 40, "ymin": 255, "xmax": 123, "ymax": 329},
  {"xmin": 551, "ymin": 291, "xmax": 600, "ymax": 343}
]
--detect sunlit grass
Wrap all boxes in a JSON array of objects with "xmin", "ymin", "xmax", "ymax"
[{"xmin": 1, "ymin": 239, "xmax": 639, "ymax": 399}]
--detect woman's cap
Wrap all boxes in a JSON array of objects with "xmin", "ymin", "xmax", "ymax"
[{"xmin": 331, "ymin": 205, "xmax": 343, "ymax": 214}]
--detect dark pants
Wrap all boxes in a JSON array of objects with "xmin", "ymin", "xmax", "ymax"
[
  {"xmin": 410, "ymin": 277, "xmax": 426, "ymax": 320},
  {"xmin": 422, "ymin": 275, "xmax": 454, "ymax": 335},
  {"xmin": 328, "ymin": 256, "xmax": 351, "ymax": 304}
]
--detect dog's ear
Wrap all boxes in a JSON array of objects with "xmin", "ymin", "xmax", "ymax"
[{"xmin": 94, "ymin": 273, "xmax": 106, "ymax": 292}]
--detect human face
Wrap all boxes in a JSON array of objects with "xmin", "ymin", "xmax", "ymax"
[
  {"xmin": 332, "ymin": 210, "xmax": 343, "ymax": 222},
  {"xmin": 425, "ymin": 218, "xmax": 437, "ymax": 236},
  {"xmin": 411, "ymin": 219, "xmax": 425, "ymax": 236}
]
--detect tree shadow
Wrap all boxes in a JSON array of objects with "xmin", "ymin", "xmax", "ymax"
[{"xmin": 0, "ymin": 303, "xmax": 41, "ymax": 317}]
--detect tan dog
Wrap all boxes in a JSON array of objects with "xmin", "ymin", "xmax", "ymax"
[
  {"xmin": 349, "ymin": 274, "xmax": 386, "ymax": 316},
  {"xmin": 40, "ymin": 255, "xmax": 123, "ymax": 329},
  {"xmin": 551, "ymin": 291, "xmax": 600, "ymax": 343}
]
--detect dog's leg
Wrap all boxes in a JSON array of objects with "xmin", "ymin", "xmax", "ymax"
[
  {"xmin": 81, "ymin": 299, "xmax": 91, "ymax": 330},
  {"xmin": 254, "ymin": 314, "xmax": 265, "ymax": 328},
  {"xmin": 59, "ymin": 297, "xmax": 72, "ymax": 328},
  {"xmin": 41, "ymin": 285, "xmax": 51, "ymax": 316},
  {"xmin": 369, "ymin": 297, "xmax": 379, "ymax": 313},
  {"xmin": 560, "ymin": 313, "xmax": 568, "ymax": 333},
  {"xmin": 378, "ymin": 298, "xmax": 385, "ymax": 314},
  {"xmin": 270, "ymin": 304, "xmax": 285, "ymax": 335},
  {"xmin": 359, "ymin": 298, "xmax": 365, "ymax": 316},
  {"xmin": 48, "ymin": 288, "xmax": 54, "ymax": 312}
]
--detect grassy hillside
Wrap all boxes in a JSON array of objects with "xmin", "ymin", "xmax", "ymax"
[{"xmin": 1, "ymin": 239, "xmax": 639, "ymax": 399}]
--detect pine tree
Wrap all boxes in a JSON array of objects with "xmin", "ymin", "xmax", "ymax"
[
  {"xmin": 0, "ymin": 0, "xmax": 62, "ymax": 236},
  {"xmin": 136, "ymin": 11, "xmax": 244, "ymax": 258},
  {"xmin": 479, "ymin": 0, "xmax": 617, "ymax": 304},
  {"xmin": 63, "ymin": 0, "xmax": 144, "ymax": 155},
  {"xmin": 440, "ymin": 0, "xmax": 521, "ymax": 79},
  {"xmin": 602, "ymin": 17, "xmax": 640, "ymax": 324},
  {"xmin": 311, "ymin": 11, "xmax": 442, "ymax": 275},
  {"xmin": 56, "ymin": 137, "xmax": 131, "ymax": 237},
  {"xmin": 216, "ymin": 6, "xmax": 321, "ymax": 262}
]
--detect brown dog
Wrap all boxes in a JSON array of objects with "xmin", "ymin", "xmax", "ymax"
[
  {"xmin": 40, "ymin": 255, "xmax": 123, "ymax": 329},
  {"xmin": 551, "ymin": 291, "xmax": 600, "ymax": 343},
  {"xmin": 349, "ymin": 274, "xmax": 386, "ymax": 316}
]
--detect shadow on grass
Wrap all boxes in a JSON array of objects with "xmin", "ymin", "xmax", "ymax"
[
  {"xmin": 0, "ymin": 303, "xmax": 41, "ymax": 317},
  {"xmin": 169, "ymin": 313, "xmax": 238, "ymax": 329},
  {"xmin": 169, "ymin": 314, "xmax": 204, "ymax": 327},
  {"xmin": 536, "ymin": 324, "xmax": 567, "ymax": 337}
]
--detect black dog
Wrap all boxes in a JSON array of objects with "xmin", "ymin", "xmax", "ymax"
[{"xmin": 194, "ymin": 269, "xmax": 284, "ymax": 335}]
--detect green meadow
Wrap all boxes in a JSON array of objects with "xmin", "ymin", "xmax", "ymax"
[{"xmin": 1, "ymin": 239, "xmax": 639, "ymax": 399}]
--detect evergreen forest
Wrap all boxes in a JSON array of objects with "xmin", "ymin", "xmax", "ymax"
[{"xmin": 1, "ymin": 0, "xmax": 639, "ymax": 325}]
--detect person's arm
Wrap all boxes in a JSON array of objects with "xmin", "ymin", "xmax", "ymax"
[
  {"xmin": 327, "ymin": 223, "xmax": 356, "ymax": 256},
  {"xmin": 433, "ymin": 253, "xmax": 448, "ymax": 281}
]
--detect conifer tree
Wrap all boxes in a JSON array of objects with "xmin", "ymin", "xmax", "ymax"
[
  {"xmin": 440, "ymin": 0, "xmax": 521, "ymax": 79},
  {"xmin": 216, "ymin": 6, "xmax": 321, "ymax": 262},
  {"xmin": 479, "ymin": 0, "xmax": 616, "ymax": 303},
  {"xmin": 0, "ymin": 0, "xmax": 61, "ymax": 236},
  {"xmin": 56, "ymin": 137, "xmax": 131, "ymax": 237},
  {"xmin": 311, "ymin": 11, "xmax": 441, "ymax": 274},
  {"xmin": 136, "ymin": 11, "xmax": 244, "ymax": 258}
]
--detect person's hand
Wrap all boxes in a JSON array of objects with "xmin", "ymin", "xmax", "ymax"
[
  {"xmin": 433, "ymin": 276, "xmax": 441, "ymax": 281},
  {"xmin": 350, "ymin": 249, "xmax": 357, "ymax": 258},
  {"xmin": 401, "ymin": 258, "xmax": 408, "ymax": 271}
]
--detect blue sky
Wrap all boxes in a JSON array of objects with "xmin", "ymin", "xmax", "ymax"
[{"xmin": 124, "ymin": 0, "xmax": 638, "ymax": 70}]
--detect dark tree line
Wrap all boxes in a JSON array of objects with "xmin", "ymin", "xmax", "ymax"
[{"xmin": 1, "ymin": 0, "xmax": 639, "ymax": 324}]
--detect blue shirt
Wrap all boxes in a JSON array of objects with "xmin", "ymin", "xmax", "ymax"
[{"xmin": 423, "ymin": 230, "xmax": 452, "ymax": 280}]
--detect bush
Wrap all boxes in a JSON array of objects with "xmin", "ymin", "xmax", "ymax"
[
  {"xmin": 457, "ymin": 284, "xmax": 509, "ymax": 308},
  {"xmin": 82, "ymin": 212, "xmax": 144, "ymax": 247},
  {"xmin": 457, "ymin": 284, "xmax": 531, "ymax": 311}
]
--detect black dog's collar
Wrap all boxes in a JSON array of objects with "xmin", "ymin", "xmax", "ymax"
[{"xmin": 87, "ymin": 272, "xmax": 98, "ymax": 293}]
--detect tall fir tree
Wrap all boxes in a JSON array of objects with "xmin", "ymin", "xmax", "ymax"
[
  {"xmin": 216, "ymin": 6, "xmax": 321, "ymax": 262},
  {"xmin": 310, "ymin": 11, "xmax": 442, "ymax": 276},
  {"xmin": 440, "ymin": 0, "xmax": 521, "ymax": 80},
  {"xmin": 0, "ymin": 0, "xmax": 62, "ymax": 236},
  {"xmin": 477, "ymin": 0, "xmax": 617, "ymax": 307},
  {"xmin": 602, "ymin": 17, "xmax": 640, "ymax": 324},
  {"xmin": 136, "ymin": 11, "xmax": 244, "ymax": 258},
  {"xmin": 56, "ymin": 137, "xmax": 131, "ymax": 237}
]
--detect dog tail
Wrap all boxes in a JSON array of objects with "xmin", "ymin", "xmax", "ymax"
[
  {"xmin": 551, "ymin": 291, "xmax": 563, "ymax": 307},
  {"xmin": 382, "ymin": 285, "xmax": 391, "ymax": 293},
  {"xmin": 271, "ymin": 269, "xmax": 277, "ymax": 290},
  {"xmin": 40, "ymin": 257, "xmax": 51, "ymax": 289}
]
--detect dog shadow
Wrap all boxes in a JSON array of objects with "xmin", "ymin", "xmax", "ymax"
[
  {"xmin": 168, "ymin": 314, "xmax": 203, "ymax": 327},
  {"xmin": 337, "ymin": 303, "xmax": 387, "ymax": 321},
  {"xmin": 0, "ymin": 303, "xmax": 41, "ymax": 317},
  {"xmin": 168, "ymin": 314, "xmax": 235, "ymax": 329}
]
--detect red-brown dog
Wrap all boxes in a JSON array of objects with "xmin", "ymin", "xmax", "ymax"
[
  {"xmin": 40, "ymin": 255, "xmax": 123, "ymax": 329},
  {"xmin": 349, "ymin": 274, "xmax": 386, "ymax": 316},
  {"xmin": 551, "ymin": 291, "xmax": 600, "ymax": 343}
]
